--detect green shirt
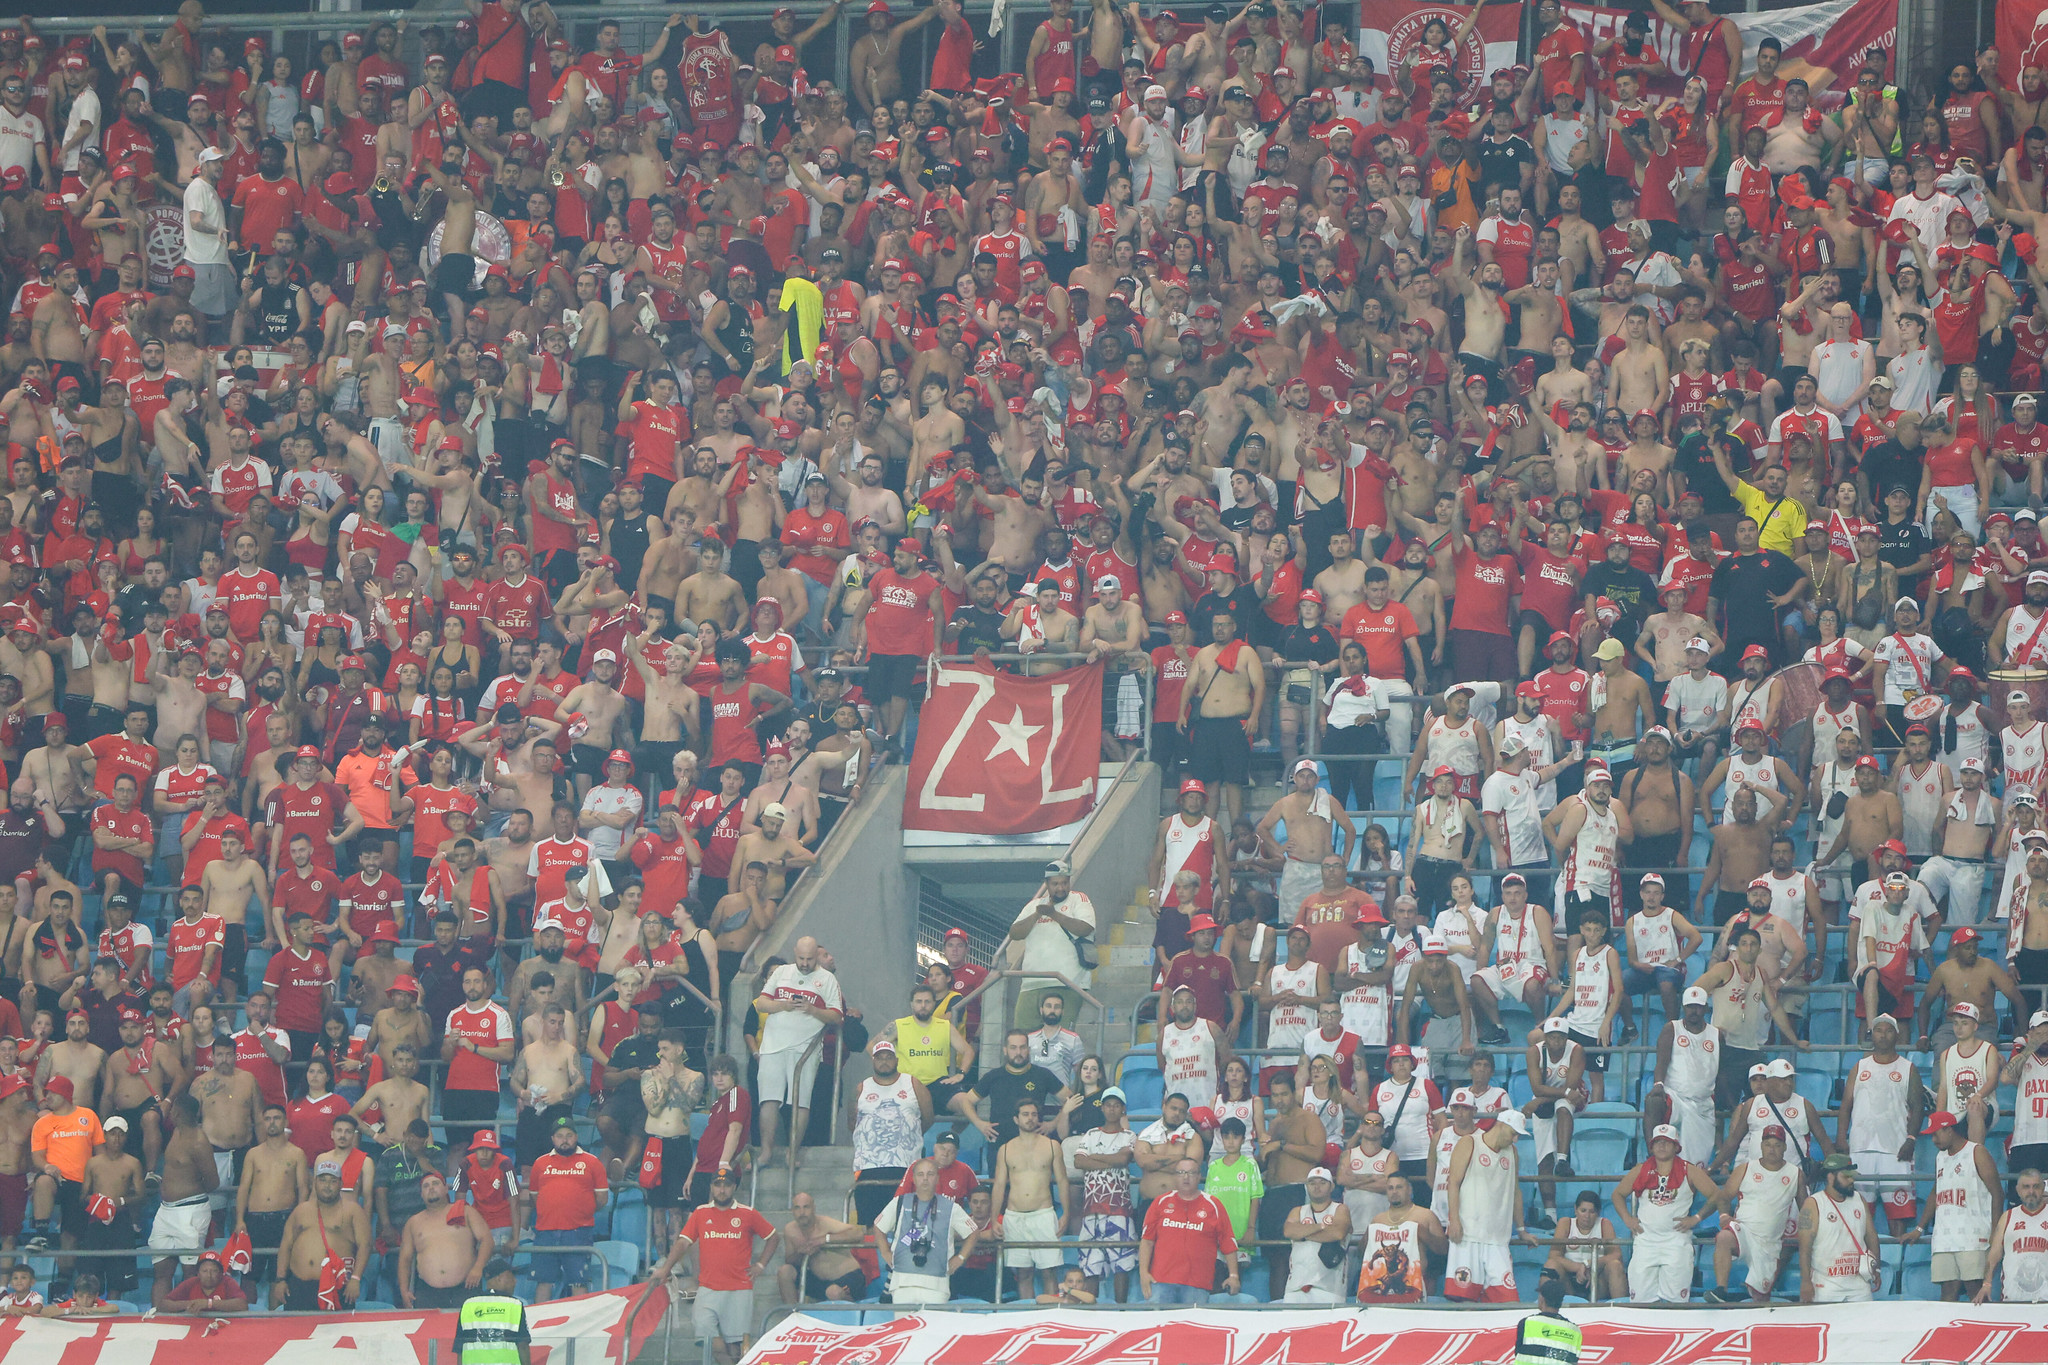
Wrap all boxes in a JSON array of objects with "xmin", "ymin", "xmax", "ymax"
[{"xmin": 1203, "ymin": 1154, "xmax": 1264, "ymax": 1238}]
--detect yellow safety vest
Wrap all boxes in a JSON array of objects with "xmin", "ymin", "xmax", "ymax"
[
  {"xmin": 1513, "ymin": 1313, "xmax": 1582, "ymax": 1365},
  {"xmin": 893, "ymin": 1014, "xmax": 952, "ymax": 1083},
  {"xmin": 456, "ymin": 1294, "xmax": 526, "ymax": 1365}
]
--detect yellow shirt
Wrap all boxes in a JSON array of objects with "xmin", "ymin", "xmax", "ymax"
[
  {"xmin": 1735, "ymin": 479, "xmax": 1808, "ymax": 556},
  {"xmin": 892, "ymin": 1014, "xmax": 953, "ymax": 1083}
]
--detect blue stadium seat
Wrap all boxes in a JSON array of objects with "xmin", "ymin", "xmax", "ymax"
[
  {"xmin": 1239, "ymin": 1260, "xmax": 1270, "ymax": 1299},
  {"xmin": 1118, "ymin": 1062, "xmax": 1164, "ymax": 1114},
  {"xmin": 1210, "ymin": 1292, "xmax": 1261, "ymax": 1304},
  {"xmin": 354, "ymin": 1300, "xmax": 397, "ymax": 1311},
  {"xmin": 1571, "ymin": 1120, "xmax": 1635, "ymax": 1177},
  {"xmin": 595, "ymin": 1238, "xmax": 641, "ymax": 1289},
  {"xmin": 609, "ymin": 1193, "xmax": 649, "ymax": 1252},
  {"xmin": 1792, "ymin": 1068, "xmax": 1833, "ymax": 1109},
  {"xmin": 1894, "ymin": 1245, "xmax": 1935, "ymax": 1300}
]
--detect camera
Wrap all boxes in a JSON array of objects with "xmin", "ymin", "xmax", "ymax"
[{"xmin": 907, "ymin": 1232, "xmax": 934, "ymax": 1267}]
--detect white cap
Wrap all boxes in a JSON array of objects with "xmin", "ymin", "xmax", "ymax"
[
  {"xmin": 2032, "ymin": 1009, "xmax": 2048, "ymax": 1029},
  {"xmin": 1763, "ymin": 1058, "xmax": 1796, "ymax": 1079},
  {"xmin": 1497, "ymin": 735, "xmax": 1525, "ymax": 758},
  {"xmin": 1449, "ymin": 1088, "xmax": 1479, "ymax": 1108},
  {"xmin": 346, "ymin": 320, "xmax": 367, "ymax": 333},
  {"xmin": 1144, "ymin": 83, "xmax": 1168, "ymax": 101},
  {"xmin": 1541, "ymin": 1017, "xmax": 1568, "ymax": 1035},
  {"xmin": 1639, "ymin": 872, "xmax": 1664, "ymax": 886},
  {"xmin": 1493, "ymin": 1108, "xmax": 1529, "ymax": 1136},
  {"xmin": 197, "ymin": 146, "xmax": 227, "ymax": 164},
  {"xmin": 1305, "ymin": 1166, "xmax": 1334, "ymax": 1184},
  {"xmin": 1420, "ymin": 931, "xmax": 1447, "ymax": 954},
  {"xmin": 762, "ymin": 801, "xmax": 789, "ymax": 821},
  {"xmin": 1962, "ymin": 756, "xmax": 1986, "ymax": 773},
  {"xmin": 1650, "ymin": 1123, "xmax": 1680, "ymax": 1143},
  {"xmin": 1293, "ymin": 757, "xmax": 1320, "ymax": 775},
  {"xmin": 1747, "ymin": 1063, "xmax": 1767, "ymax": 1078},
  {"xmin": 1096, "ymin": 574, "xmax": 1121, "ymax": 591},
  {"xmin": 1684, "ymin": 635, "xmax": 1712, "ymax": 653},
  {"xmin": 593, "ymin": 649, "xmax": 618, "ymax": 664},
  {"xmin": 2015, "ymin": 690, "xmax": 2035, "ymax": 705},
  {"xmin": 1682, "ymin": 985, "xmax": 1711, "ymax": 1006},
  {"xmin": 531, "ymin": 916, "xmax": 561, "ymax": 933},
  {"xmin": 104, "ymin": 1115, "xmax": 129, "ymax": 1133}
]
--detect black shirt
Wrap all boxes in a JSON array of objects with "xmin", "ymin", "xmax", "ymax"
[
  {"xmin": 1878, "ymin": 514, "xmax": 1934, "ymax": 584},
  {"xmin": 948, "ymin": 605, "xmax": 1008, "ymax": 657},
  {"xmin": 409, "ymin": 941, "xmax": 495, "ymax": 1031},
  {"xmin": 1191, "ymin": 586, "xmax": 1262, "ymax": 646},
  {"xmin": 1580, "ymin": 562, "xmax": 1659, "ymax": 641},
  {"xmin": 1277, "ymin": 625, "xmax": 1338, "ymax": 669},
  {"xmin": 607, "ymin": 1033, "xmax": 662, "ymax": 1090},
  {"xmin": 1860, "ymin": 439, "xmax": 1924, "ymax": 503},
  {"xmin": 1710, "ymin": 549, "xmax": 1801, "ymax": 639},
  {"xmin": 1473, "ymin": 135, "xmax": 1535, "ymax": 196},
  {"xmin": 979, "ymin": 1063, "xmax": 1065, "ymax": 1147},
  {"xmin": 1672, "ymin": 432, "xmax": 1747, "ymax": 517},
  {"xmin": 0, "ymin": 810, "xmax": 47, "ymax": 887}
]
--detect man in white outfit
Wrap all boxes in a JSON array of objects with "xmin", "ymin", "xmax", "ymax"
[
  {"xmin": 1903, "ymin": 1109, "xmax": 2003, "ymax": 1302},
  {"xmin": 1614, "ymin": 1123, "xmax": 1723, "ymax": 1302}
]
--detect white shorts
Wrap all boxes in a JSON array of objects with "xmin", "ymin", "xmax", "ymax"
[
  {"xmin": 692, "ymin": 1288, "xmax": 754, "ymax": 1343},
  {"xmin": 1853, "ymin": 1149, "xmax": 1919, "ymax": 1221},
  {"xmin": 1918, "ymin": 856, "xmax": 1988, "ymax": 926},
  {"xmin": 1442, "ymin": 1240, "xmax": 1519, "ymax": 1302},
  {"xmin": 1668, "ymin": 1091, "xmax": 1716, "ymax": 1165},
  {"xmin": 1277, "ymin": 859, "xmax": 1324, "ymax": 918},
  {"xmin": 1002, "ymin": 1206, "xmax": 1065, "ymax": 1270},
  {"xmin": 1849, "ymin": 155, "xmax": 1891, "ymax": 185},
  {"xmin": 210, "ymin": 1151, "xmax": 236, "ymax": 1211},
  {"xmin": 1731, "ymin": 1217, "xmax": 1788, "ymax": 1294},
  {"xmin": 149, "ymin": 1194, "xmax": 212, "ymax": 1265},
  {"xmin": 1473, "ymin": 961, "xmax": 1545, "ymax": 1003},
  {"xmin": 755, "ymin": 1046, "xmax": 821, "ymax": 1108},
  {"xmin": 1629, "ymin": 1232, "xmax": 1695, "ymax": 1302},
  {"xmin": 1532, "ymin": 1104, "xmax": 1575, "ymax": 1166},
  {"xmin": 1813, "ymin": 1273, "xmax": 1875, "ymax": 1303}
]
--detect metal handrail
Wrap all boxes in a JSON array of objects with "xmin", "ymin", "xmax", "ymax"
[{"xmin": 952, "ymin": 968, "xmax": 1107, "ymax": 1063}]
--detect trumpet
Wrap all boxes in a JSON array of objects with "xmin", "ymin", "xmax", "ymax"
[
  {"xmin": 550, "ymin": 167, "xmax": 566, "ymax": 187},
  {"xmin": 372, "ymin": 174, "xmax": 392, "ymax": 194},
  {"xmin": 410, "ymin": 188, "xmax": 436, "ymax": 222}
]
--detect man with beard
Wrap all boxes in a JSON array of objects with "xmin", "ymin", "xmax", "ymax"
[
  {"xmin": 395, "ymin": 1170, "xmax": 490, "ymax": 1310},
  {"xmin": 1977, "ymin": 1166, "xmax": 2048, "ymax": 1303},
  {"xmin": 1445, "ymin": 230, "xmax": 1509, "ymax": 391},
  {"xmin": 1991, "ymin": 569, "xmax": 2048, "ymax": 669},
  {"xmin": 1708, "ymin": 513, "xmax": 1807, "ymax": 667},
  {"xmin": 1357, "ymin": 1170, "xmax": 1447, "ymax": 1303},
  {"xmin": 276, "ymin": 1154, "xmax": 369, "ymax": 1309}
]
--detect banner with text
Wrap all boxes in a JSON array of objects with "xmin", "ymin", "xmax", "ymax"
[
  {"xmin": 1357, "ymin": 0, "xmax": 1522, "ymax": 96},
  {"xmin": 0, "ymin": 1285, "xmax": 666, "ymax": 1365},
  {"xmin": 903, "ymin": 661, "xmax": 1103, "ymax": 835},
  {"xmin": 1559, "ymin": 0, "xmax": 1898, "ymax": 105},
  {"xmin": 745, "ymin": 1303, "xmax": 2048, "ymax": 1365}
]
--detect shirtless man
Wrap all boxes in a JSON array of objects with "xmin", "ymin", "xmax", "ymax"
[
  {"xmin": 1081, "ymin": 576, "xmax": 1148, "ymax": 760},
  {"xmin": 730, "ymin": 805, "xmax": 817, "ymax": 903},
  {"xmin": 193, "ymin": 1042, "xmax": 260, "ymax": 1224},
  {"xmin": 1259, "ymin": 759, "xmax": 1359, "ymax": 920},
  {"xmin": 848, "ymin": 2, "xmax": 942, "ymax": 114},
  {"xmin": 677, "ymin": 540, "xmax": 747, "ymax": 632},
  {"xmin": 38, "ymin": 1009, "xmax": 105, "ymax": 1113},
  {"xmin": 1181, "ymin": 610, "xmax": 1266, "ymax": 830},
  {"xmin": 510, "ymin": 1004, "xmax": 584, "ymax": 1176},
  {"xmin": 1819, "ymin": 757, "xmax": 1907, "ymax": 890},
  {"xmin": 233, "ymin": 1102, "xmax": 305, "ymax": 1300},
  {"xmin": 1619, "ymin": 728, "xmax": 1695, "ymax": 913},
  {"xmin": 151, "ymin": 1094, "xmax": 222, "ymax": 1300},
  {"xmin": 352, "ymin": 1044, "xmax": 432, "ymax": 1148},
  {"xmin": 976, "ymin": 468, "xmax": 1055, "ymax": 585},
  {"xmin": 275, "ymin": 1155, "xmax": 370, "ymax": 1309},
  {"xmin": 558, "ymin": 657, "xmax": 632, "ymax": 800},
  {"xmin": 1587, "ymin": 638, "xmax": 1657, "ymax": 778},
  {"xmin": 397, "ymin": 1170, "xmax": 491, "ymax": 1309},
  {"xmin": 0, "ymin": 1077, "xmax": 32, "ymax": 1253},
  {"xmin": 991, "ymin": 1098, "xmax": 1073, "ymax": 1301},
  {"xmin": 832, "ymin": 453, "xmax": 907, "ymax": 541},
  {"xmin": 776, "ymin": 1191, "xmax": 869, "ymax": 1302},
  {"xmin": 1919, "ymin": 760, "xmax": 2005, "ymax": 928},
  {"xmin": 99, "ymin": 1010, "xmax": 170, "ymax": 1173}
]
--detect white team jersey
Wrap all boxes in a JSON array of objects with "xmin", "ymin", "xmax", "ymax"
[
  {"xmin": 1628, "ymin": 910, "xmax": 1683, "ymax": 968},
  {"xmin": 1720, "ymin": 753, "xmax": 1782, "ymax": 823},
  {"xmin": 1489, "ymin": 907, "xmax": 1543, "ymax": 972},
  {"xmin": 1210, "ymin": 1094, "xmax": 1260, "ymax": 1159},
  {"xmin": 1933, "ymin": 1141, "xmax": 1995, "ymax": 1254},
  {"xmin": 1433, "ymin": 906, "xmax": 1486, "ymax": 983},
  {"xmin": 1344, "ymin": 1143, "xmax": 1399, "ymax": 1229},
  {"xmin": 1159, "ymin": 1020, "xmax": 1218, "ymax": 1106},
  {"xmin": 1999, "ymin": 1203, "xmax": 2048, "ymax": 1302},
  {"xmin": 1847, "ymin": 1055, "xmax": 1912, "ymax": 1155},
  {"xmin": 1157, "ymin": 814, "xmax": 1217, "ymax": 901},
  {"xmin": 1425, "ymin": 716, "xmax": 1484, "ymax": 780},
  {"xmin": 1940, "ymin": 1038, "xmax": 1998, "ymax": 1112},
  {"xmin": 1712, "ymin": 960, "xmax": 1769, "ymax": 1050},
  {"xmin": 1897, "ymin": 760, "xmax": 1946, "ymax": 856},
  {"xmin": 1502, "ymin": 714, "xmax": 1558, "ymax": 807},
  {"xmin": 1937, "ymin": 700, "xmax": 1992, "ymax": 778},
  {"xmin": 1561, "ymin": 799, "xmax": 1619, "ymax": 899},
  {"xmin": 1810, "ymin": 702, "xmax": 1861, "ymax": 767},
  {"xmin": 1812, "ymin": 760, "xmax": 1858, "ymax": 899},
  {"xmin": 1763, "ymin": 870, "xmax": 1811, "ymax": 938},
  {"xmin": 1266, "ymin": 960, "xmax": 1320, "ymax": 1055},
  {"xmin": 1340, "ymin": 942, "xmax": 1391, "ymax": 1045},
  {"xmin": 2005, "ymin": 721, "xmax": 2048, "ymax": 797},
  {"xmin": 1566, "ymin": 945, "xmax": 1615, "ymax": 1034},
  {"xmin": 1539, "ymin": 111, "xmax": 1590, "ymax": 173},
  {"xmin": 1729, "ymin": 679, "xmax": 1775, "ymax": 738},
  {"xmin": 1741, "ymin": 1092, "xmax": 1812, "ymax": 1165},
  {"xmin": 1631, "ymin": 1162, "xmax": 1696, "ymax": 1240},
  {"xmin": 1538, "ymin": 1039, "xmax": 1582, "ymax": 1093},
  {"xmin": 852, "ymin": 1075, "xmax": 925, "ymax": 1171},
  {"xmin": 1455, "ymin": 1140, "xmax": 1517, "ymax": 1244},
  {"xmin": 1451, "ymin": 1082, "xmax": 1510, "ymax": 1117},
  {"xmin": 1430, "ymin": 1123, "xmax": 1466, "ymax": 1223},
  {"xmin": 2007, "ymin": 605, "xmax": 2048, "ymax": 668},
  {"xmin": 1373, "ymin": 1075, "xmax": 1434, "ymax": 1161},
  {"xmin": 1735, "ymin": 1159, "xmax": 1802, "ymax": 1244},
  {"xmin": 1481, "ymin": 767, "xmax": 1544, "ymax": 867},
  {"xmin": 1811, "ymin": 1192, "xmax": 1878, "ymax": 1300},
  {"xmin": 1285, "ymin": 1199, "xmax": 1347, "ymax": 1298},
  {"xmin": 2013, "ymin": 1051, "xmax": 2048, "ymax": 1148},
  {"xmin": 1664, "ymin": 1023, "xmax": 1720, "ymax": 1100}
]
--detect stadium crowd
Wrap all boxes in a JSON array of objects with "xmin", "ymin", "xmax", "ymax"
[{"xmin": 1, "ymin": 0, "xmax": 2048, "ymax": 1338}]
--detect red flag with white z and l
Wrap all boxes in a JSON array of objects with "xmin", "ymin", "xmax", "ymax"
[{"xmin": 903, "ymin": 661, "xmax": 1104, "ymax": 835}]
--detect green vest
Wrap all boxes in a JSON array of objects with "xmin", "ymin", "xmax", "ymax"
[
  {"xmin": 457, "ymin": 1294, "xmax": 527, "ymax": 1365},
  {"xmin": 1513, "ymin": 1313, "xmax": 1582, "ymax": 1365}
]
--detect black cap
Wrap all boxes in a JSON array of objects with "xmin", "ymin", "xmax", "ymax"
[
  {"xmin": 935, "ymin": 1130, "xmax": 962, "ymax": 1146},
  {"xmin": 820, "ymin": 247, "xmax": 843, "ymax": 260},
  {"xmin": 107, "ymin": 894, "xmax": 131, "ymax": 908},
  {"xmin": 483, "ymin": 1257, "xmax": 517, "ymax": 1283}
]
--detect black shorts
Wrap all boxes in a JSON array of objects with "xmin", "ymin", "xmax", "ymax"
[
  {"xmin": 441, "ymin": 1087, "xmax": 500, "ymax": 1143},
  {"xmin": 435, "ymin": 251, "xmax": 478, "ymax": 301},
  {"xmin": 1567, "ymin": 1028, "xmax": 1609, "ymax": 1073},
  {"xmin": 602, "ymin": 1086, "xmax": 646, "ymax": 1135},
  {"xmin": 1772, "ymin": 363, "xmax": 1811, "ymax": 398},
  {"xmin": 866, "ymin": 652, "xmax": 919, "ymax": 703},
  {"xmin": 1188, "ymin": 714, "xmax": 1251, "ymax": 785},
  {"xmin": 283, "ymin": 1273, "xmax": 321, "ymax": 1311},
  {"xmin": 570, "ymin": 743, "xmax": 612, "ymax": 780},
  {"xmin": 222, "ymin": 921, "xmax": 248, "ymax": 992},
  {"xmin": 808, "ymin": 1267, "xmax": 868, "ymax": 1300},
  {"xmin": 646, "ymin": 1133, "xmax": 696, "ymax": 1209},
  {"xmin": 411, "ymin": 1280, "xmax": 470, "ymax": 1309},
  {"xmin": 53, "ymin": 1175, "xmax": 85, "ymax": 1231},
  {"xmin": 516, "ymin": 1101, "xmax": 575, "ymax": 1168}
]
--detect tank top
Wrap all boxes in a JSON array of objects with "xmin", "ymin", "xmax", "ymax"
[
  {"xmin": 1426, "ymin": 715, "xmax": 1483, "ymax": 779},
  {"xmin": 1939, "ymin": 701, "xmax": 1992, "ymax": 778},
  {"xmin": 1847, "ymin": 1054, "xmax": 1911, "ymax": 1154},
  {"xmin": 1897, "ymin": 759, "xmax": 1945, "ymax": 856},
  {"xmin": 852, "ymin": 1074, "xmax": 925, "ymax": 1172},
  {"xmin": 1457, "ymin": 1141, "xmax": 1516, "ymax": 1244},
  {"xmin": 1373, "ymin": 1076, "xmax": 1432, "ymax": 1161},
  {"xmin": 1490, "ymin": 907, "xmax": 1542, "ymax": 971},
  {"xmin": 1503, "ymin": 715, "xmax": 1558, "ymax": 807},
  {"xmin": 1810, "ymin": 702, "xmax": 1859, "ymax": 767},
  {"xmin": 1720, "ymin": 753, "xmax": 1781, "ymax": 823},
  {"xmin": 1933, "ymin": 1140, "xmax": 1994, "ymax": 1253},
  {"xmin": 1266, "ymin": 959, "xmax": 1319, "ymax": 1051},
  {"xmin": 1629, "ymin": 1157, "xmax": 1695, "ymax": 1240},
  {"xmin": 1764, "ymin": 870, "xmax": 1810, "ymax": 937},
  {"xmin": 1285, "ymin": 1200, "xmax": 1347, "ymax": 1297},
  {"xmin": 892, "ymin": 1014, "xmax": 952, "ymax": 1084},
  {"xmin": 1712, "ymin": 960, "xmax": 1768, "ymax": 1050},
  {"xmin": 1740, "ymin": 1092, "xmax": 1810, "ymax": 1165},
  {"xmin": 1812, "ymin": 1191, "xmax": 1875, "ymax": 1293},
  {"xmin": 1539, "ymin": 1039, "xmax": 1582, "ymax": 1094},
  {"xmin": 1999, "ymin": 1202, "xmax": 2048, "ymax": 1301},
  {"xmin": 1158, "ymin": 814, "xmax": 1217, "ymax": 907},
  {"xmin": 1430, "ymin": 1122, "xmax": 1466, "ymax": 1223},
  {"xmin": 2008, "ymin": 606, "xmax": 2048, "ymax": 668},
  {"xmin": 1344, "ymin": 1144, "xmax": 1398, "ymax": 1230},
  {"xmin": 1941, "ymin": 1038, "xmax": 1997, "ymax": 1110},
  {"xmin": 1159, "ymin": 1019, "xmax": 1218, "ymax": 1105},
  {"xmin": 1736, "ymin": 1158, "xmax": 1801, "ymax": 1243},
  {"xmin": 1563, "ymin": 1216, "xmax": 1605, "ymax": 1267},
  {"xmin": 1629, "ymin": 910, "xmax": 1681, "ymax": 968},
  {"xmin": 1562, "ymin": 799, "xmax": 1619, "ymax": 899},
  {"xmin": 1357, "ymin": 1217, "xmax": 1426, "ymax": 1301},
  {"xmin": 1567, "ymin": 945, "xmax": 1615, "ymax": 1034},
  {"xmin": 2008, "ymin": 720, "xmax": 2048, "ymax": 795},
  {"xmin": 1340, "ymin": 942, "xmax": 1390, "ymax": 1045},
  {"xmin": 1211, "ymin": 1094, "xmax": 1260, "ymax": 1159},
  {"xmin": 2013, "ymin": 1052, "xmax": 2048, "ymax": 1148},
  {"xmin": 1665, "ymin": 1023, "xmax": 1720, "ymax": 1100}
]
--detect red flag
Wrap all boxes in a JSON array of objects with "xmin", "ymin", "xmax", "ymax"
[
  {"xmin": 2002, "ymin": 0, "xmax": 2048, "ymax": 77},
  {"xmin": 903, "ymin": 661, "xmax": 1104, "ymax": 835}
]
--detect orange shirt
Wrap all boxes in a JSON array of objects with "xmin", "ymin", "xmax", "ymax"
[
  {"xmin": 334, "ymin": 748, "xmax": 398, "ymax": 829},
  {"xmin": 31, "ymin": 1106, "xmax": 104, "ymax": 1182}
]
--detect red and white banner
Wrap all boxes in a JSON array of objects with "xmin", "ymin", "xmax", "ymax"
[
  {"xmin": 1999, "ymin": 0, "xmax": 2048, "ymax": 83},
  {"xmin": 0, "ymin": 1285, "xmax": 667, "ymax": 1365},
  {"xmin": 1560, "ymin": 0, "xmax": 1899, "ymax": 104},
  {"xmin": 1357, "ymin": 0, "xmax": 1522, "ymax": 97},
  {"xmin": 746, "ymin": 1304, "xmax": 2048, "ymax": 1365},
  {"xmin": 903, "ymin": 661, "xmax": 1103, "ymax": 835}
]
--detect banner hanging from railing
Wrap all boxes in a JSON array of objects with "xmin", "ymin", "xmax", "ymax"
[
  {"xmin": 1356, "ymin": 0, "xmax": 1521, "ymax": 95},
  {"xmin": 745, "ymin": 1303, "xmax": 2048, "ymax": 1365},
  {"xmin": 903, "ymin": 660, "xmax": 1103, "ymax": 835},
  {"xmin": 0, "ymin": 1284, "xmax": 665, "ymax": 1365}
]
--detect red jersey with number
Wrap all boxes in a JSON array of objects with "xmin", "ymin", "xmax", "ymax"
[
  {"xmin": 90, "ymin": 805, "xmax": 152, "ymax": 886},
  {"xmin": 265, "ymin": 781, "xmax": 344, "ymax": 867}
]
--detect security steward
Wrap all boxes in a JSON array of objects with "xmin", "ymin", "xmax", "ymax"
[
  {"xmin": 1513, "ymin": 1276, "xmax": 1582, "ymax": 1365},
  {"xmin": 455, "ymin": 1258, "xmax": 531, "ymax": 1365}
]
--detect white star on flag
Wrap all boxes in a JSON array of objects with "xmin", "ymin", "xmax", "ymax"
[{"xmin": 984, "ymin": 705, "xmax": 1042, "ymax": 764}]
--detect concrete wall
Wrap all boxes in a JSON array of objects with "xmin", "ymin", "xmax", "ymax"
[{"xmin": 732, "ymin": 765, "xmax": 916, "ymax": 1055}]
